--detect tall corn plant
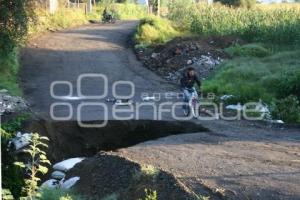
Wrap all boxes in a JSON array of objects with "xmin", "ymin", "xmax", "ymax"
[
  {"xmin": 14, "ymin": 133, "xmax": 51, "ymax": 200},
  {"xmin": 190, "ymin": 5, "xmax": 300, "ymax": 45}
]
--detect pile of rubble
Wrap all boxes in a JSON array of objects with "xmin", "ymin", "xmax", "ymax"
[
  {"xmin": 136, "ymin": 36, "xmax": 243, "ymax": 83},
  {"xmin": 0, "ymin": 89, "xmax": 28, "ymax": 116}
]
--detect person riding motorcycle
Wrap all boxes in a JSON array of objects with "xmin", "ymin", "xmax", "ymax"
[
  {"xmin": 102, "ymin": 7, "xmax": 113, "ymax": 23},
  {"xmin": 180, "ymin": 67, "xmax": 201, "ymax": 109}
]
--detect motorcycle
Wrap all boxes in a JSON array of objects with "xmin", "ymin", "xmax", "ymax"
[{"xmin": 102, "ymin": 14, "xmax": 116, "ymax": 24}]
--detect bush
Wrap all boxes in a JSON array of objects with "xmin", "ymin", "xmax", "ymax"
[
  {"xmin": 135, "ymin": 16, "xmax": 180, "ymax": 46},
  {"xmin": 225, "ymin": 43, "xmax": 270, "ymax": 57},
  {"xmin": 270, "ymin": 95, "xmax": 300, "ymax": 123}
]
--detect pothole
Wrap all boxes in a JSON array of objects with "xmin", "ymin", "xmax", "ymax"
[{"xmin": 22, "ymin": 120, "xmax": 208, "ymax": 161}]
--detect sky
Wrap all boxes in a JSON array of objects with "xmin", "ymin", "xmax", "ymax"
[{"xmin": 136, "ymin": 0, "xmax": 297, "ymax": 4}]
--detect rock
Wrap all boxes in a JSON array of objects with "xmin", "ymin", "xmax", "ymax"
[
  {"xmin": 151, "ymin": 53, "xmax": 160, "ymax": 59},
  {"xmin": 8, "ymin": 132, "xmax": 32, "ymax": 151},
  {"xmin": 41, "ymin": 179, "xmax": 60, "ymax": 189},
  {"xmin": 53, "ymin": 158, "xmax": 85, "ymax": 172},
  {"xmin": 0, "ymin": 89, "xmax": 8, "ymax": 93},
  {"xmin": 186, "ymin": 60, "xmax": 193, "ymax": 65},
  {"xmin": 51, "ymin": 171, "xmax": 66, "ymax": 180},
  {"xmin": 61, "ymin": 177, "xmax": 80, "ymax": 189}
]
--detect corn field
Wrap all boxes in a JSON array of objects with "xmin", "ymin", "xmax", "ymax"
[{"xmin": 189, "ymin": 4, "xmax": 300, "ymax": 44}]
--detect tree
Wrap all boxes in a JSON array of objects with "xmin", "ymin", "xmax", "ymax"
[
  {"xmin": 217, "ymin": 0, "xmax": 256, "ymax": 8},
  {"xmin": 0, "ymin": 0, "xmax": 36, "ymax": 55}
]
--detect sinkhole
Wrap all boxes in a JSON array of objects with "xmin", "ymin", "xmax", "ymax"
[{"xmin": 23, "ymin": 120, "xmax": 209, "ymax": 161}]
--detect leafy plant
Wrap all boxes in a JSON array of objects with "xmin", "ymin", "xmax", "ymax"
[
  {"xmin": 1, "ymin": 128, "xmax": 25, "ymax": 199},
  {"xmin": 270, "ymin": 95, "xmax": 300, "ymax": 123},
  {"xmin": 14, "ymin": 133, "xmax": 51, "ymax": 199},
  {"xmin": 139, "ymin": 189, "xmax": 157, "ymax": 200},
  {"xmin": 2, "ymin": 189, "xmax": 15, "ymax": 200},
  {"xmin": 1, "ymin": 113, "xmax": 30, "ymax": 133}
]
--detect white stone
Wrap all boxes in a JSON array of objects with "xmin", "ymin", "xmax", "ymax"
[
  {"xmin": 61, "ymin": 177, "xmax": 80, "ymax": 189},
  {"xmin": 53, "ymin": 158, "xmax": 85, "ymax": 172},
  {"xmin": 41, "ymin": 179, "xmax": 59, "ymax": 189}
]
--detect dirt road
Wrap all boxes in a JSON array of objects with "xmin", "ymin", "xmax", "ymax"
[
  {"xmin": 115, "ymin": 120, "xmax": 300, "ymax": 199},
  {"xmin": 21, "ymin": 21, "xmax": 300, "ymax": 199},
  {"xmin": 21, "ymin": 21, "xmax": 177, "ymax": 121}
]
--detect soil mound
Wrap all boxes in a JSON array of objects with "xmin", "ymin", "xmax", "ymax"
[{"xmin": 67, "ymin": 152, "xmax": 196, "ymax": 200}]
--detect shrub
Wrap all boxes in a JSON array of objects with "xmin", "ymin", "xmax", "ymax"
[
  {"xmin": 225, "ymin": 43, "xmax": 270, "ymax": 57},
  {"xmin": 135, "ymin": 16, "xmax": 180, "ymax": 46},
  {"xmin": 270, "ymin": 95, "xmax": 300, "ymax": 123}
]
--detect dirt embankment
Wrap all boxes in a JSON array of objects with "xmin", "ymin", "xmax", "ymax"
[
  {"xmin": 67, "ymin": 152, "xmax": 197, "ymax": 200},
  {"xmin": 136, "ymin": 36, "xmax": 244, "ymax": 82}
]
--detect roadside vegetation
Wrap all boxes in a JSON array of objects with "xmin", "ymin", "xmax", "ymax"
[{"xmin": 134, "ymin": 1, "xmax": 300, "ymax": 123}]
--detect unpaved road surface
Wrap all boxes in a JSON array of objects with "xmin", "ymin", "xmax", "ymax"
[
  {"xmin": 117, "ymin": 120, "xmax": 300, "ymax": 200},
  {"xmin": 21, "ymin": 21, "xmax": 300, "ymax": 199},
  {"xmin": 21, "ymin": 21, "xmax": 177, "ymax": 121}
]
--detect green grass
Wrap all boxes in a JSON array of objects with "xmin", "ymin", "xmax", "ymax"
[
  {"xmin": 0, "ymin": 49, "xmax": 21, "ymax": 96},
  {"xmin": 225, "ymin": 43, "xmax": 271, "ymax": 58},
  {"xmin": 203, "ymin": 48, "xmax": 300, "ymax": 103},
  {"xmin": 39, "ymin": 188, "xmax": 83, "ymax": 200},
  {"xmin": 135, "ymin": 16, "xmax": 181, "ymax": 47}
]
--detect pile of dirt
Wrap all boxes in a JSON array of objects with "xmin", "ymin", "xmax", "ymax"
[
  {"xmin": 67, "ymin": 152, "xmax": 196, "ymax": 200},
  {"xmin": 136, "ymin": 36, "xmax": 244, "ymax": 83}
]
